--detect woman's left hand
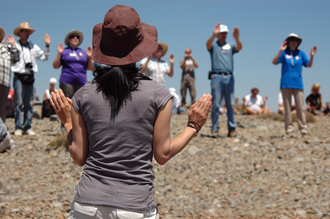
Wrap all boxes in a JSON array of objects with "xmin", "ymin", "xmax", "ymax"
[{"xmin": 50, "ymin": 89, "xmax": 72, "ymax": 125}]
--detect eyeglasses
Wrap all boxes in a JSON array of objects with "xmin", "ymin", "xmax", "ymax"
[
  {"xmin": 157, "ymin": 46, "xmax": 163, "ymax": 51},
  {"xmin": 290, "ymin": 38, "xmax": 299, "ymax": 42},
  {"xmin": 69, "ymin": 34, "xmax": 80, "ymax": 39}
]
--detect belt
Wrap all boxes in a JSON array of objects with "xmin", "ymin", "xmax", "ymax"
[{"xmin": 211, "ymin": 72, "xmax": 232, "ymax": 75}]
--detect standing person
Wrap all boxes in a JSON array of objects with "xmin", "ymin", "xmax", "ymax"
[
  {"xmin": 50, "ymin": 5, "xmax": 211, "ymax": 219},
  {"xmin": 53, "ymin": 30, "xmax": 93, "ymax": 99},
  {"xmin": 11, "ymin": 22, "xmax": 51, "ymax": 136},
  {"xmin": 272, "ymin": 33, "xmax": 317, "ymax": 135},
  {"xmin": 206, "ymin": 22, "xmax": 242, "ymax": 137},
  {"xmin": 0, "ymin": 27, "xmax": 20, "ymax": 123},
  {"xmin": 306, "ymin": 83, "xmax": 329, "ymax": 115},
  {"xmin": 180, "ymin": 48, "xmax": 198, "ymax": 107},
  {"xmin": 140, "ymin": 42, "xmax": 174, "ymax": 87}
]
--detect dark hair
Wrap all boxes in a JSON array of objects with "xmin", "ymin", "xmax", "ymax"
[{"xmin": 93, "ymin": 65, "xmax": 150, "ymax": 121}]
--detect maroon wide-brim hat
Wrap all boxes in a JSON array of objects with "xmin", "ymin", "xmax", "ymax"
[{"xmin": 92, "ymin": 5, "xmax": 158, "ymax": 66}]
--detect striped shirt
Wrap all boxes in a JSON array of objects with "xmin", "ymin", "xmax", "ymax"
[
  {"xmin": 0, "ymin": 44, "xmax": 19, "ymax": 88},
  {"xmin": 140, "ymin": 56, "xmax": 169, "ymax": 87}
]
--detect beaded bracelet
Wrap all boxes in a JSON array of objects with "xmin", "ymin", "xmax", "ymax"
[{"xmin": 186, "ymin": 121, "xmax": 201, "ymax": 133}]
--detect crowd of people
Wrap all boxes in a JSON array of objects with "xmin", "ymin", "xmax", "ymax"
[{"xmin": 0, "ymin": 4, "xmax": 328, "ymax": 217}]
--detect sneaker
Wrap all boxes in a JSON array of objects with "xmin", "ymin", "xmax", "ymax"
[
  {"xmin": 227, "ymin": 129, "xmax": 237, "ymax": 138},
  {"xmin": 14, "ymin": 129, "xmax": 22, "ymax": 136},
  {"xmin": 25, "ymin": 129, "xmax": 36, "ymax": 136}
]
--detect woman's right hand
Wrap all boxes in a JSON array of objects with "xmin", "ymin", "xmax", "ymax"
[
  {"xmin": 58, "ymin": 43, "xmax": 64, "ymax": 54},
  {"xmin": 50, "ymin": 89, "xmax": 72, "ymax": 125},
  {"xmin": 280, "ymin": 41, "xmax": 287, "ymax": 51},
  {"xmin": 188, "ymin": 94, "xmax": 212, "ymax": 129}
]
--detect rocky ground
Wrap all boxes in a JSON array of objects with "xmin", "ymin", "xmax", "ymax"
[{"xmin": 1, "ymin": 106, "xmax": 330, "ymax": 219}]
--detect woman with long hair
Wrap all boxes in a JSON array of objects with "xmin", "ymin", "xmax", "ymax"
[{"xmin": 50, "ymin": 5, "xmax": 211, "ymax": 219}]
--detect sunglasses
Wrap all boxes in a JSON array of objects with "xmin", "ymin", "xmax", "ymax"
[
  {"xmin": 220, "ymin": 32, "xmax": 228, "ymax": 35},
  {"xmin": 157, "ymin": 46, "xmax": 163, "ymax": 51},
  {"xmin": 289, "ymin": 38, "xmax": 298, "ymax": 42},
  {"xmin": 69, "ymin": 34, "xmax": 80, "ymax": 39}
]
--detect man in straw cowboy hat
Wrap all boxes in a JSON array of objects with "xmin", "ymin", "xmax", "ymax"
[
  {"xmin": 0, "ymin": 27, "xmax": 20, "ymax": 124},
  {"xmin": 11, "ymin": 22, "xmax": 51, "ymax": 136},
  {"xmin": 140, "ymin": 42, "xmax": 174, "ymax": 87},
  {"xmin": 206, "ymin": 22, "xmax": 243, "ymax": 138}
]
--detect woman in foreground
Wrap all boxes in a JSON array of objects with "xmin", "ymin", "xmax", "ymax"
[{"xmin": 50, "ymin": 5, "xmax": 211, "ymax": 219}]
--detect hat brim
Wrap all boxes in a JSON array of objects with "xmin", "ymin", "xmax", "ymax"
[
  {"xmin": 0, "ymin": 28, "xmax": 4, "ymax": 42},
  {"xmin": 92, "ymin": 22, "xmax": 158, "ymax": 66},
  {"xmin": 65, "ymin": 30, "xmax": 84, "ymax": 46},
  {"xmin": 158, "ymin": 42, "xmax": 168, "ymax": 58},
  {"xmin": 13, "ymin": 27, "xmax": 35, "ymax": 37},
  {"xmin": 285, "ymin": 36, "xmax": 302, "ymax": 47}
]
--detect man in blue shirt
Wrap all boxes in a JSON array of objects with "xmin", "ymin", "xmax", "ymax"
[{"xmin": 206, "ymin": 22, "xmax": 242, "ymax": 137}]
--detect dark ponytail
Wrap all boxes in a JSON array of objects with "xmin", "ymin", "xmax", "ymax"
[{"xmin": 93, "ymin": 65, "xmax": 150, "ymax": 121}]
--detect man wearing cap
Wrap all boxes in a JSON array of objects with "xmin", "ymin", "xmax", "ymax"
[
  {"xmin": 180, "ymin": 48, "xmax": 198, "ymax": 107},
  {"xmin": 140, "ymin": 42, "xmax": 174, "ymax": 87},
  {"xmin": 11, "ymin": 22, "xmax": 51, "ymax": 135},
  {"xmin": 243, "ymin": 88, "xmax": 269, "ymax": 115},
  {"xmin": 52, "ymin": 30, "xmax": 92, "ymax": 99},
  {"xmin": 0, "ymin": 28, "xmax": 20, "ymax": 123},
  {"xmin": 206, "ymin": 22, "xmax": 242, "ymax": 137}
]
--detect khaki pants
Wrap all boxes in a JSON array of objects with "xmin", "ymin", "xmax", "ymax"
[
  {"xmin": 69, "ymin": 200, "xmax": 159, "ymax": 219},
  {"xmin": 281, "ymin": 88, "xmax": 307, "ymax": 133}
]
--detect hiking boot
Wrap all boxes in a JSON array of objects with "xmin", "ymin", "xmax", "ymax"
[
  {"xmin": 25, "ymin": 129, "xmax": 36, "ymax": 136},
  {"xmin": 227, "ymin": 129, "xmax": 237, "ymax": 137},
  {"xmin": 14, "ymin": 129, "xmax": 22, "ymax": 136}
]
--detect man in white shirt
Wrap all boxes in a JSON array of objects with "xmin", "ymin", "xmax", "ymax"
[
  {"xmin": 243, "ymin": 87, "xmax": 269, "ymax": 115},
  {"xmin": 11, "ymin": 22, "xmax": 51, "ymax": 135}
]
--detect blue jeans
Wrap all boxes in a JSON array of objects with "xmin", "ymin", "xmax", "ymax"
[
  {"xmin": 13, "ymin": 74, "xmax": 34, "ymax": 130},
  {"xmin": 210, "ymin": 74, "xmax": 236, "ymax": 132}
]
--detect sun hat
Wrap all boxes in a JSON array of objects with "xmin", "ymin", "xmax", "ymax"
[
  {"xmin": 49, "ymin": 78, "xmax": 57, "ymax": 85},
  {"xmin": 64, "ymin": 29, "xmax": 84, "ymax": 46},
  {"xmin": 311, "ymin": 83, "xmax": 320, "ymax": 92},
  {"xmin": 285, "ymin": 33, "xmax": 302, "ymax": 47},
  {"xmin": 0, "ymin": 28, "xmax": 4, "ymax": 42},
  {"xmin": 13, "ymin": 22, "xmax": 35, "ymax": 36},
  {"xmin": 219, "ymin": 24, "xmax": 229, "ymax": 33},
  {"xmin": 158, "ymin": 42, "xmax": 168, "ymax": 58},
  {"xmin": 92, "ymin": 5, "xmax": 158, "ymax": 66}
]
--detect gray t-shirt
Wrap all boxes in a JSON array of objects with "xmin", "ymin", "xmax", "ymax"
[{"xmin": 72, "ymin": 79, "xmax": 172, "ymax": 211}]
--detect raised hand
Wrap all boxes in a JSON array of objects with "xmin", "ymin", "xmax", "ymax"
[
  {"xmin": 233, "ymin": 27, "xmax": 240, "ymax": 39},
  {"xmin": 169, "ymin": 54, "xmax": 174, "ymax": 64},
  {"xmin": 213, "ymin": 22, "xmax": 220, "ymax": 36},
  {"xmin": 58, "ymin": 43, "xmax": 64, "ymax": 54},
  {"xmin": 188, "ymin": 94, "xmax": 212, "ymax": 129},
  {"xmin": 263, "ymin": 96, "xmax": 268, "ymax": 103},
  {"xmin": 6, "ymin": 34, "xmax": 15, "ymax": 46},
  {"xmin": 50, "ymin": 89, "xmax": 72, "ymax": 124},
  {"xmin": 44, "ymin": 33, "xmax": 51, "ymax": 46},
  {"xmin": 280, "ymin": 41, "xmax": 287, "ymax": 51},
  {"xmin": 86, "ymin": 46, "xmax": 92, "ymax": 58},
  {"xmin": 310, "ymin": 46, "xmax": 317, "ymax": 56}
]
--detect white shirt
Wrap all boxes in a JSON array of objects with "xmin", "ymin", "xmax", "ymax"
[
  {"xmin": 244, "ymin": 94, "xmax": 264, "ymax": 111},
  {"xmin": 11, "ymin": 41, "xmax": 50, "ymax": 74},
  {"xmin": 278, "ymin": 92, "xmax": 295, "ymax": 105},
  {"xmin": 140, "ymin": 56, "xmax": 169, "ymax": 87}
]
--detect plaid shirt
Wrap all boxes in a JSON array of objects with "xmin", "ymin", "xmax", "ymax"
[
  {"xmin": 0, "ymin": 44, "xmax": 19, "ymax": 88},
  {"xmin": 140, "ymin": 56, "xmax": 170, "ymax": 87}
]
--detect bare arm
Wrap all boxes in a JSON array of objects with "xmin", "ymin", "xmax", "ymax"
[
  {"xmin": 272, "ymin": 41, "xmax": 287, "ymax": 65},
  {"xmin": 206, "ymin": 22, "xmax": 220, "ymax": 50},
  {"xmin": 86, "ymin": 46, "xmax": 93, "ymax": 70},
  {"xmin": 233, "ymin": 27, "xmax": 242, "ymax": 51},
  {"xmin": 140, "ymin": 55, "xmax": 152, "ymax": 73},
  {"xmin": 153, "ymin": 94, "xmax": 212, "ymax": 165},
  {"xmin": 50, "ymin": 89, "xmax": 89, "ymax": 166},
  {"xmin": 306, "ymin": 46, "xmax": 317, "ymax": 68},
  {"xmin": 53, "ymin": 43, "xmax": 63, "ymax": 69},
  {"xmin": 43, "ymin": 91, "xmax": 48, "ymax": 102}
]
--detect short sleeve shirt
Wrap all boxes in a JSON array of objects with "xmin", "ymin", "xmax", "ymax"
[
  {"xmin": 244, "ymin": 94, "xmax": 264, "ymax": 111},
  {"xmin": 208, "ymin": 41, "xmax": 238, "ymax": 72},
  {"xmin": 59, "ymin": 47, "xmax": 88, "ymax": 86},
  {"xmin": 71, "ymin": 79, "xmax": 172, "ymax": 211},
  {"xmin": 277, "ymin": 49, "xmax": 309, "ymax": 90},
  {"xmin": 140, "ymin": 56, "xmax": 169, "ymax": 87}
]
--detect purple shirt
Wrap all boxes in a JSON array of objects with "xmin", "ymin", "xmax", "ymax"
[{"xmin": 59, "ymin": 47, "xmax": 88, "ymax": 86}]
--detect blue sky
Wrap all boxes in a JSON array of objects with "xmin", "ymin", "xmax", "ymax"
[{"xmin": 1, "ymin": 0, "xmax": 329, "ymax": 111}]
